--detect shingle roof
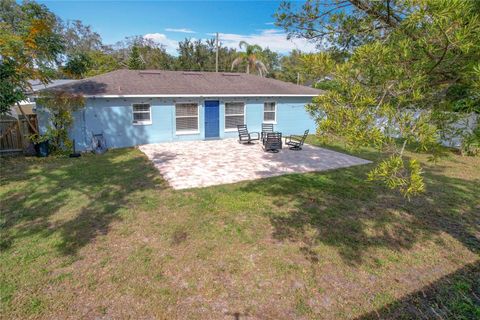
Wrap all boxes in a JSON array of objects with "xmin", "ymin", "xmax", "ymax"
[
  {"xmin": 45, "ymin": 69, "xmax": 322, "ymax": 97},
  {"xmin": 29, "ymin": 79, "xmax": 78, "ymax": 93}
]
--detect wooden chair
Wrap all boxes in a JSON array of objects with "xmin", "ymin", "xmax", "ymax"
[
  {"xmin": 237, "ymin": 124, "xmax": 260, "ymax": 144},
  {"xmin": 263, "ymin": 132, "xmax": 282, "ymax": 152},
  {"xmin": 261, "ymin": 123, "xmax": 274, "ymax": 142},
  {"xmin": 285, "ymin": 130, "xmax": 309, "ymax": 150}
]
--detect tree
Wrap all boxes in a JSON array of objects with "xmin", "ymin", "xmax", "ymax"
[
  {"xmin": 175, "ymin": 38, "xmax": 239, "ymax": 72},
  {"xmin": 275, "ymin": 0, "xmax": 412, "ymax": 51},
  {"xmin": 62, "ymin": 19, "xmax": 102, "ymax": 55},
  {"xmin": 128, "ymin": 45, "xmax": 145, "ymax": 70},
  {"xmin": 231, "ymin": 41, "xmax": 268, "ymax": 76},
  {"xmin": 0, "ymin": 58, "xmax": 24, "ymax": 114},
  {"xmin": 117, "ymin": 36, "xmax": 175, "ymax": 70},
  {"xmin": 276, "ymin": 49, "xmax": 313, "ymax": 84},
  {"xmin": 61, "ymin": 19, "xmax": 104, "ymax": 78},
  {"xmin": 35, "ymin": 91, "xmax": 84, "ymax": 153},
  {"xmin": 83, "ymin": 50, "xmax": 120, "ymax": 77},
  {"xmin": 277, "ymin": 0, "xmax": 480, "ymax": 197},
  {"xmin": 0, "ymin": 0, "xmax": 64, "ymax": 133},
  {"xmin": 257, "ymin": 48, "xmax": 280, "ymax": 78},
  {"xmin": 63, "ymin": 52, "xmax": 92, "ymax": 79}
]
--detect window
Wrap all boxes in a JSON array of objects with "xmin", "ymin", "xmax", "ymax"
[
  {"xmin": 132, "ymin": 104, "xmax": 151, "ymax": 125},
  {"xmin": 264, "ymin": 102, "xmax": 276, "ymax": 123},
  {"xmin": 176, "ymin": 103, "xmax": 199, "ymax": 133},
  {"xmin": 225, "ymin": 102, "xmax": 245, "ymax": 130}
]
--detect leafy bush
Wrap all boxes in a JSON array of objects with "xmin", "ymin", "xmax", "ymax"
[{"xmin": 35, "ymin": 91, "xmax": 85, "ymax": 154}]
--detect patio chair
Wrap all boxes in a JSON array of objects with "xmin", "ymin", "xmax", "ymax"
[
  {"xmin": 261, "ymin": 123, "xmax": 274, "ymax": 142},
  {"xmin": 263, "ymin": 132, "xmax": 282, "ymax": 152},
  {"xmin": 237, "ymin": 124, "xmax": 260, "ymax": 144},
  {"xmin": 285, "ymin": 130, "xmax": 309, "ymax": 150}
]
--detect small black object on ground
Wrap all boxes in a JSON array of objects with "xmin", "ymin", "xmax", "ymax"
[{"xmin": 35, "ymin": 140, "xmax": 49, "ymax": 157}]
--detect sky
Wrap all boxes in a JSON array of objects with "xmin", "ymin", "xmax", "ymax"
[{"xmin": 37, "ymin": 0, "xmax": 317, "ymax": 55}]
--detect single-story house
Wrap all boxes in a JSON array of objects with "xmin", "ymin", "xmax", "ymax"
[{"xmin": 37, "ymin": 69, "xmax": 322, "ymax": 150}]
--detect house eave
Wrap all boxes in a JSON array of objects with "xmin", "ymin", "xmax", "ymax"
[{"xmin": 81, "ymin": 93, "xmax": 320, "ymax": 98}]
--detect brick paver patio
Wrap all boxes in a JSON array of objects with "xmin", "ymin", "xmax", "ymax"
[{"xmin": 139, "ymin": 139, "xmax": 371, "ymax": 190}]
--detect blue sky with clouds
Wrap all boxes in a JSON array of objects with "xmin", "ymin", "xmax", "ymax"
[{"xmin": 38, "ymin": 0, "xmax": 316, "ymax": 55}]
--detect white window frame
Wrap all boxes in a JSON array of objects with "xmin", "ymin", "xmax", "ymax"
[
  {"xmin": 224, "ymin": 101, "xmax": 246, "ymax": 132},
  {"xmin": 132, "ymin": 103, "xmax": 152, "ymax": 125},
  {"xmin": 175, "ymin": 102, "xmax": 200, "ymax": 135},
  {"xmin": 263, "ymin": 101, "xmax": 277, "ymax": 124}
]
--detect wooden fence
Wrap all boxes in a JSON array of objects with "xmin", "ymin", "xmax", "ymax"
[{"xmin": 0, "ymin": 115, "xmax": 38, "ymax": 154}]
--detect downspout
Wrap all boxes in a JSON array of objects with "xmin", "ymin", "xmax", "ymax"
[{"xmin": 82, "ymin": 107, "xmax": 88, "ymax": 150}]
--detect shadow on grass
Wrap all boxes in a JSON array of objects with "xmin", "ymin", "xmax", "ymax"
[
  {"xmin": 241, "ymin": 140, "xmax": 479, "ymax": 266},
  {"xmin": 0, "ymin": 148, "xmax": 167, "ymax": 256},
  {"xmin": 356, "ymin": 260, "xmax": 480, "ymax": 320}
]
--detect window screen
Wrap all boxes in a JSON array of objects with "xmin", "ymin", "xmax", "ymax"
[
  {"xmin": 225, "ymin": 102, "xmax": 245, "ymax": 130},
  {"xmin": 176, "ymin": 103, "xmax": 198, "ymax": 132},
  {"xmin": 264, "ymin": 102, "xmax": 276, "ymax": 123},
  {"xmin": 132, "ymin": 104, "xmax": 151, "ymax": 124}
]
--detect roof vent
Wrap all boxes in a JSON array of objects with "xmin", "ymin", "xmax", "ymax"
[
  {"xmin": 139, "ymin": 71, "xmax": 162, "ymax": 75},
  {"xmin": 182, "ymin": 72, "xmax": 202, "ymax": 75}
]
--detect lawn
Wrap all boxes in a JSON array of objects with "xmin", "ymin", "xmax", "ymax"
[{"xmin": 1, "ymin": 138, "xmax": 479, "ymax": 319}]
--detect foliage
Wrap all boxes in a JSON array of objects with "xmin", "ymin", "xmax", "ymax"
[
  {"xmin": 0, "ymin": 0, "xmax": 285, "ymax": 81},
  {"xmin": 176, "ymin": 38, "xmax": 220, "ymax": 71},
  {"xmin": 0, "ymin": 0, "xmax": 64, "ymax": 112},
  {"xmin": 276, "ymin": 0, "xmax": 415, "ymax": 51},
  {"xmin": 128, "ymin": 45, "xmax": 145, "ymax": 70},
  {"xmin": 62, "ymin": 19, "xmax": 102, "ymax": 55},
  {"xmin": 35, "ymin": 91, "xmax": 85, "ymax": 153},
  {"xmin": 256, "ymin": 48, "xmax": 280, "ymax": 77},
  {"xmin": 83, "ymin": 50, "xmax": 120, "ymax": 77},
  {"xmin": 112, "ymin": 36, "xmax": 174, "ymax": 70},
  {"xmin": 63, "ymin": 52, "xmax": 92, "ymax": 79},
  {"xmin": 368, "ymin": 156, "xmax": 425, "ymax": 198},
  {"xmin": 461, "ymin": 125, "xmax": 480, "ymax": 156},
  {"xmin": 0, "ymin": 58, "xmax": 25, "ymax": 114},
  {"xmin": 60, "ymin": 19, "xmax": 104, "ymax": 78},
  {"xmin": 231, "ymin": 41, "xmax": 269, "ymax": 76},
  {"xmin": 275, "ymin": 49, "xmax": 303, "ymax": 83},
  {"xmin": 280, "ymin": 0, "xmax": 480, "ymax": 197}
]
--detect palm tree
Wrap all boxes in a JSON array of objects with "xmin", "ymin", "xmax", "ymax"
[{"xmin": 231, "ymin": 41, "xmax": 268, "ymax": 76}]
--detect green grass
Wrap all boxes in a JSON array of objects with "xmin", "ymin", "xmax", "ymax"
[{"xmin": 1, "ymin": 139, "xmax": 479, "ymax": 319}]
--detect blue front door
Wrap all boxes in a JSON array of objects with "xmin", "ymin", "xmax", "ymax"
[{"xmin": 204, "ymin": 100, "xmax": 220, "ymax": 139}]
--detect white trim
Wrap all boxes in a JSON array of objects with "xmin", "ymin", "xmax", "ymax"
[
  {"xmin": 175, "ymin": 130, "xmax": 200, "ymax": 135},
  {"xmin": 82, "ymin": 94, "xmax": 319, "ymax": 98},
  {"xmin": 132, "ymin": 103, "xmax": 152, "ymax": 125},
  {"xmin": 263, "ymin": 101, "xmax": 277, "ymax": 124},
  {"xmin": 175, "ymin": 102, "xmax": 200, "ymax": 135},
  {"xmin": 224, "ymin": 101, "xmax": 246, "ymax": 132}
]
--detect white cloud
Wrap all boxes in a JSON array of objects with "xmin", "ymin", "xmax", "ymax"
[
  {"xmin": 212, "ymin": 29, "xmax": 317, "ymax": 54},
  {"xmin": 165, "ymin": 28, "xmax": 196, "ymax": 34},
  {"xmin": 143, "ymin": 33, "xmax": 179, "ymax": 55}
]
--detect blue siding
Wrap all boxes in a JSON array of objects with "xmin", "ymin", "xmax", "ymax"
[{"xmin": 37, "ymin": 96, "xmax": 316, "ymax": 151}]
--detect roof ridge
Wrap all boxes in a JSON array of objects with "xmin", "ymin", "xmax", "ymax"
[{"xmin": 67, "ymin": 69, "xmax": 128, "ymax": 85}]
